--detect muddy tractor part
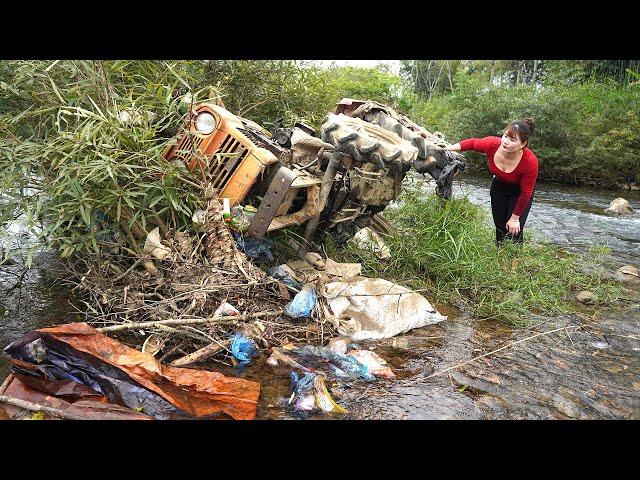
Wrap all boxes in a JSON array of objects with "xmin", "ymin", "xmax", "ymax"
[
  {"xmin": 163, "ymin": 104, "xmax": 324, "ymax": 239},
  {"xmin": 338, "ymin": 99, "xmax": 466, "ymax": 199},
  {"xmin": 301, "ymin": 151, "xmax": 344, "ymax": 254},
  {"xmin": 163, "ymin": 98, "xmax": 466, "ymax": 245}
]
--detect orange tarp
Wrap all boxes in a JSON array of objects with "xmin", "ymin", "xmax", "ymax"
[
  {"xmin": 5, "ymin": 323, "xmax": 260, "ymax": 420},
  {"xmin": 0, "ymin": 373, "xmax": 153, "ymax": 420}
]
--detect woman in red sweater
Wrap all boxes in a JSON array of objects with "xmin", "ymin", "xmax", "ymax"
[{"xmin": 446, "ymin": 119, "xmax": 538, "ymax": 244}]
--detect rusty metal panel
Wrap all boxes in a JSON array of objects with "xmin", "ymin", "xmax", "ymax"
[
  {"xmin": 218, "ymin": 153, "xmax": 264, "ymax": 206},
  {"xmin": 267, "ymin": 185, "xmax": 321, "ymax": 232},
  {"xmin": 248, "ymin": 166, "xmax": 297, "ymax": 239}
]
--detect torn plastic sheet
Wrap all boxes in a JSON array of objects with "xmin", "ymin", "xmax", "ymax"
[
  {"xmin": 291, "ymin": 345, "xmax": 375, "ymax": 381},
  {"xmin": 289, "ymin": 372, "xmax": 346, "ymax": 414},
  {"xmin": 0, "ymin": 373, "xmax": 153, "ymax": 420},
  {"xmin": 234, "ymin": 234, "xmax": 274, "ymax": 262},
  {"xmin": 267, "ymin": 345, "xmax": 375, "ymax": 381},
  {"xmin": 2, "ymin": 322, "xmax": 260, "ymax": 420},
  {"xmin": 231, "ymin": 333, "xmax": 258, "ymax": 365},
  {"xmin": 347, "ymin": 350, "xmax": 395, "ymax": 379},
  {"xmin": 351, "ymin": 228, "xmax": 391, "ymax": 260},
  {"xmin": 268, "ymin": 264, "xmax": 302, "ymax": 291},
  {"xmin": 284, "ymin": 284, "xmax": 317, "ymax": 319}
]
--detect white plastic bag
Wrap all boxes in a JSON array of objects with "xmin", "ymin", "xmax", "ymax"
[
  {"xmin": 352, "ymin": 227, "xmax": 391, "ymax": 259},
  {"xmin": 324, "ymin": 278, "xmax": 446, "ymax": 340}
]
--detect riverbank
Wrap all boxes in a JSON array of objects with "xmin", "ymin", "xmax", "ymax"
[
  {"xmin": 2, "ymin": 173, "xmax": 639, "ymax": 419},
  {"xmin": 329, "ymin": 175, "xmax": 628, "ymax": 326},
  {"xmin": 446, "ymin": 172, "xmax": 640, "ymax": 264}
]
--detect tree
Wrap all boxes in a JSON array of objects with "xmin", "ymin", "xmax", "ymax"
[{"xmin": 400, "ymin": 60, "xmax": 462, "ymax": 99}]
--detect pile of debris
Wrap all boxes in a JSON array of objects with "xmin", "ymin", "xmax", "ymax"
[
  {"xmin": 1, "ymin": 195, "xmax": 447, "ymax": 419},
  {"xmin": 65, "ymin": 197, "xmax": 337, "ymax": 370},
  {"xmin": 0, "ymin": 322, "xmax": 260, "ymax": 420}
]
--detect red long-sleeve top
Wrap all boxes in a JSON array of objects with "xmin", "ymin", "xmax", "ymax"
[{"xmin": 459, "ymin": 136, "xmax": 538, "ymax": 216}]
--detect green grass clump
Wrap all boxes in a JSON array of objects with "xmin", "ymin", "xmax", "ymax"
[{"xmin": 330, "ymin": 187, "xmax": 620, "ymax": 326}]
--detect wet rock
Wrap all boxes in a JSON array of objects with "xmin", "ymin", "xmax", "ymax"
[
  {"xmin": 422, "ymin": 364, "xmax": 435, "ymax": 376},
  {"xmin": 604, "ymin": 198, "xmax": 635, "ymax": 216},
  {"xmin": 614, "ymin": 265, "xmax": 640, "ymax": 284},
  {"xmin": 576, "ymin": 291, "xmax": 597, "ymax": 304}
]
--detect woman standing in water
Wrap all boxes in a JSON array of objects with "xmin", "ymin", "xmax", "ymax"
[{"xmin": 446, "ymin": 119, "xmax": 538, "ymax": 244}]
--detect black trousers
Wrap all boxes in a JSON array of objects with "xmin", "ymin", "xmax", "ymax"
[{"xmin": 489, "ymin": 176, "xmax": 534, "ymax": 244}]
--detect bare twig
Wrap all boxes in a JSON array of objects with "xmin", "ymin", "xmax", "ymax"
[
  {"xmin": 425, "ymin": 325, "xmax": 579, "ymax": 380},
  {"xmin": 4, "ymin": 267, "xmax": 28, "ymax": 296},
  {"xmin": 0, "ymin": 394, "xmax": 92, "ymax": 420},
  {"xmin": 96, "ymin": 310, "xmax": 283, "ymax": 333},
  {"xmin": 0, "ymin": 374, "xmax": 13, "ymax": 394},
  {"xmin": 111, "ymin": 258, "xmax": 143, "ymax": 283},
  {"xmin": 170, "ymin": 339, "xmax": 233, "ymax": 367}
]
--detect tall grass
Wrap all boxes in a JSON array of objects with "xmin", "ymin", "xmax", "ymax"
[{"xmin": 329, "ymin": 185, "xmax": 620, "ymax": 326}]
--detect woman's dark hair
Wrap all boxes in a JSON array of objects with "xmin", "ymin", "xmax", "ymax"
[{"xmin": 505, "ymin": 118, "xmax": 535, "ymax": 146}]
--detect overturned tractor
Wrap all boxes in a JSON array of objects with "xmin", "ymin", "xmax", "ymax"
[{"xmin": 163, "ymin": 97, "xmax": 466, "ymax": 247}]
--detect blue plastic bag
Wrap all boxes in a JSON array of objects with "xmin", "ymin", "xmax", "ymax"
[
  {"xmin": 234, "ymin": 234, "xmax": 274, "ymax": 262},
  {"xmin": 231, "ymin": 333, "xmax": 258, "ymax": 365},
  {"xmin": 268, "ymin": 265, "xmax": 302, "ymax": 291},
  {"xmin": 291, "ymin": 345, "xmax": 375, "ymax": 381},
  {"xmin": 289, "ymin": 371, "xmax": 317, "ymax": 412},
  {"xmin": 284, "ymin": 284, "xmax": 317, "ymax": 319}
]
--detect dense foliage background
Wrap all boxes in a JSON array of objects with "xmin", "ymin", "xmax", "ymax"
[{"xmin": 1, "ymin": 59, "xmax": 638, "ymax": 264}]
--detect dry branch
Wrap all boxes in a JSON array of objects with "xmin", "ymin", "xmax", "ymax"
[
  {"xmin": 0, "ymin": 395, "xmax": 91, "ymax": 420},
  {"xmin": 65, "ymin": 193, "xmax": 333, "ymax": 366},
  {"xmin": 170, "ymin": 339, "xmax": 233, "ymax": 367},
  {"xmin": 96, "ymin": 310, "xmax": 283, "ymax": 333}
]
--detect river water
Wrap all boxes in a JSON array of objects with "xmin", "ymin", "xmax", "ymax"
[
  {"xmin": 445, "ymin": 174, "xmax": 640, "ymax": 264},
  {"xmin": 1, "ymin": 173, "xmax": 639, "ymax": 419}
]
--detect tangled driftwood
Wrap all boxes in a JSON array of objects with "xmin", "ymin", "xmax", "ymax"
[{"xmin": 66, "ymin": 197, "xmax": 336, "ymax": 367}]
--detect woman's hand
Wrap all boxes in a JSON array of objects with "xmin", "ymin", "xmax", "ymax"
[{"xmin": 506, "ymin": 218, "xmax": 521, "ymax": 235}]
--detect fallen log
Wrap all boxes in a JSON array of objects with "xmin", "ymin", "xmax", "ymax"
[{"xmin": 96, "ymin": 309, "xmax": 283, "ymax": 333}]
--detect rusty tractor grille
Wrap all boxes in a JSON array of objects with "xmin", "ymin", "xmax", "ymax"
[
  {"xmin": 174, "ymin": 133, "xmax": 204, "ymax": 162},
  {"xmin": 210, "ymin": 134, "xmax": 250, "ymax": 189}
]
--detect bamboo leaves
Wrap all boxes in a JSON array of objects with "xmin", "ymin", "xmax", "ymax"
[{"xmin": 1, "ymin": 60, "xmax": 204, "ymax": 260}]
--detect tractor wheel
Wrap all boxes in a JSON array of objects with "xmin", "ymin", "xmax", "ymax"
[{"xmin": 320, "ymin": 113, "xmax": 418, "ymax": 168}]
